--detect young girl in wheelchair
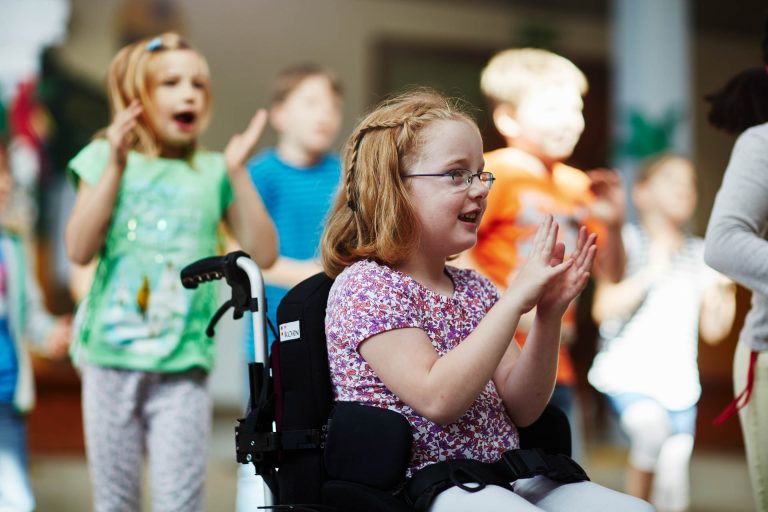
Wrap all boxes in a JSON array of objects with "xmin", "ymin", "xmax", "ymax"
[{"xmin": 320, "ymin": 89, "xmax": 655, "ymax": 512}]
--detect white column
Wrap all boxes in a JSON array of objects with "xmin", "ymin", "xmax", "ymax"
[{"xmin": 612, "ymin": 0, "xmax": 691, "ymax": 218}]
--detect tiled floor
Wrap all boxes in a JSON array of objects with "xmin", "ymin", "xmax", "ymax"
[{"xmin": 30, "ymin": 409, "xmax": 754, "ymax": 511}]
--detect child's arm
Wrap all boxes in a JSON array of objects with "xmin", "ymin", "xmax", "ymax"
[
  {"xmin": 223, "ymin": 110, "xmax": 278, "ymax": 269},
  {"xmin": 699, "ymin": 275, "xmax": 736, "ymax": 344},
  {"xmin": 358, "ymin": 217, "xmax": 574, "ymax": 426},
  {"xmin": 261, "ymin": 257, "xmax": 323, "ymax": 288},
  {"xmin": 591, "ymin": 238, "xmax": 668, "ymax": 323},
  {"xmin": 65, "ymin": 101, "xmax": 142, "ymax": 265},
  {"xmin": 704, "ymin": 128, "xmax": 768, "ymax": 297},
  {"xmin": 493, "ymin": 227, "xmax": 596, "ymax": 426},
  {"xmin": 587, "ymin": 168, "xmax": 626, "ymax": 282},
  {"xmin": 14, "ymin": 238, "xmax": 72, "ymax": 359}
]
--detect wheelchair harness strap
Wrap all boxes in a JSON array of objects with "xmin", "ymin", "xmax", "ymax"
[{"xmin": 403, "ymin": 448, "xmax": 589, "ymax": 511}]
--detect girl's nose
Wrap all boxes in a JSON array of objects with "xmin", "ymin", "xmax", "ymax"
[{"xmin": 467, "ymin": 177, "xmax": 489, "ymax": 198}]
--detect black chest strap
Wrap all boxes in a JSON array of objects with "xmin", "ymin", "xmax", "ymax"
[{"xmin": 403, "ymin": 448, "xmax": 589, "ymax": 511}]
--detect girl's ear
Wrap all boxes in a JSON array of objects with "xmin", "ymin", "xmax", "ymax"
[{"xmin": 492, "ymin": 105, "xmax": 520, "ymax": 139}]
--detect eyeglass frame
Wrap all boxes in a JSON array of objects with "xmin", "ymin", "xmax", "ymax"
[{"xmin": 401, "ymin": 169, "xmax": 495, "ymax": 190}]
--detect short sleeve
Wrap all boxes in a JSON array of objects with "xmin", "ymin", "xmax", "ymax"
[
  {"xmin": 326, "ymin": 263, "xmax": 422, "ymax": 352},
  {"xmin": 460, "ymin": 268, "xmax": 500, "ymax": 315},
  {"xmin": 480, "ymin": 274, "xmax": 501, "ymax": 312},
  {"xmin": 68, "ymin": 139, "xmax": 111, "ymax": 187}
]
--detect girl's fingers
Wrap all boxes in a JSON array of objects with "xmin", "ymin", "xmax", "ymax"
[
  {"xmin": 543, "ymin": 218, "xmax": 559, "ymax": 259},
  {"xmin": 549, "ymin": 242, "xmax": 565, "ymax": 266},
  {"xmin": 530, "ymin": 217, "xmax": 548, "ymax": 258},
  {"xmin": 574, "ymin": 233, "xmax": 597, "ymax": 269},
  {"xmin": 244, "ymin": 109, "xmax": 268, "ymax": 145},
  {"xmin": 576, "ymin": 226, "xmax": 587, "ymax": 253},
  {"xmin": 532, "ymin": 215, "xmax": 552, "ymax": 258},
  {"xmin": 581, "ymin": 244, "xmax": 597, "ymax": 272},
  {"xmin": 567, "ymin": 226, "xmax": 587, "ymax": 263},
  {"xmin": 548, "ymin": 256, "xmax": 574, "ymax": 277},
  {"xmin": 572, "ymin": 245, "xmax": 596, "ymax": 279},
  {"xmin": 111, "ymin": 103, "xmax": 142, "ymax": 136}
]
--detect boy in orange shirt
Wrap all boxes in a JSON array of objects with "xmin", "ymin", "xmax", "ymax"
[{"xmin": 460, "ymin": 48, "xmax": 626, "ymax": 461}]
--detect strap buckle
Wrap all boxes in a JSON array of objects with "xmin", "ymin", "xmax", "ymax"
[
  {"xmin": 501, "ymin": 448, "xmax": 548, "ymax": 479},
  {"xmin": 501, "ymin": 448, "xmax": 589, "ymax": 483}
]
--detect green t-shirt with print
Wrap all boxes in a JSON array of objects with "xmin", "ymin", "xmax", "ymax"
[{"xmin": 69, "ymin": 139, "xmax": 234, "ymax": 372}]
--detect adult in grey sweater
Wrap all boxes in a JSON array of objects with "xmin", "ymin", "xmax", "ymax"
[
  {"xmin": 706, "ymin": 123, "xmax": 768, "ymax": 354},
  {"xmin": 704, "ymin": 22, "xmax": 768, "ymax": 509}
]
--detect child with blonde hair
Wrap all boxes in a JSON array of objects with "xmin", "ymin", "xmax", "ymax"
[
  {"xmin": 65, "ymin": 33, "xmax": 276, "ymax": 511},
  {"xmin": 321, "ymin": 89, "xmax": 652, "ymax": 511},
  {"xmin": 459, "ymin": 48, "xmax": 627, "ymax": 461}
]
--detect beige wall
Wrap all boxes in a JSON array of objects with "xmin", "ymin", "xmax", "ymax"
[{"xmin": 56, "ymin": 0, "xmax": 609, "ymax": 150}]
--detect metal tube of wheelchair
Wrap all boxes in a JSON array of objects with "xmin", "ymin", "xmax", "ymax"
[
  {"xmin": 235, "ymin": 255, "xmax": 274, "ymax": 507},
  {"xmin": 236, "ymin": 256, "xmax": 269, "ymax": 371}
]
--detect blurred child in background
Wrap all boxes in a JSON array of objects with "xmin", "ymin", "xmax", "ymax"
[
  {"xmin": 65, "ymin": 33, "xmax": 276, "ymax": 511},
  {"xmin": 237, "ymin": 62, "xmax": 342, "ymax": 512},
  {"xmin": 458, "ymin": 48, "xmax": 626, "ymax": 462},
  {"xmin": 0, "ymin": 140, "xmax": 70, "ymax": 512},
  {"xmin": 589, "ymin": 153, "xmax": 736, "ymax": 511},
  {"xmin": 704, "ymin": 17, "xmax": 768, "ymax": 511},
  {"xmin": 246, "ymin": 63, "xmax": 342, "ymax": 342}
]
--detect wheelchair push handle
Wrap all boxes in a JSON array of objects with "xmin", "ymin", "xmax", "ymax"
[
  {"xmin": 181, "ymin": 253, "xmax": 240, "ymax": 289},
  {"xmin": 180, "ymin": 252, "xmax": 268, "ymax": 360}
]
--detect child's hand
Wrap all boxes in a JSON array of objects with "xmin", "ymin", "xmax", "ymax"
[
  {"xmin": 537, "ymin": 226, "xmax": 597, "ymax": 318},
  {"xmin": 106, "ymin": 100, "xmax": 142, "ymax": 169},
  {"xmin": 587, "ymin": 168, "xmax": 625, "ymax": 228},
  {"xmin": 224, "ymin": 109, "xmax": 268, "ymax": 175},
  {"xmin": 45, "ymin": 315, "xmax": 72, "ymax": 360},
  {"xmin": 506, "ymin": 216, "xmax": 575, "ymax": 314}
]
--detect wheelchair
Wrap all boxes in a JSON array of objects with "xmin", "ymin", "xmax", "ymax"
[{"xmin": 181, "ymin": 252, "xmax": 586, "ymax": 511}]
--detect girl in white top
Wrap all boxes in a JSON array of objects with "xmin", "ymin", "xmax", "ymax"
[{"xmin": 589, "ymin": 154, "xmax": 735, "ymax": 511}]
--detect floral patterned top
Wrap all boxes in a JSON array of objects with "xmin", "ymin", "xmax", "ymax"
[{"xmin": 326, "ymin": 259, "xmax": 520, "ymax": 476}]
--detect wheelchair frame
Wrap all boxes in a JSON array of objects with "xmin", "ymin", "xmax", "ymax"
[{"xmin": 181, "ymin": 252, "xmax": 587, "ymax": 512}]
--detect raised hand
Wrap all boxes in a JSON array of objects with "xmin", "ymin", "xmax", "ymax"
[
  {"xmin": 506, "ymin": 215, "xmax": 575, "ymax": 314},
  {"xmin": 537, "ymin": 225, "xmax": 597, "ymax": 318},
  {"xmin": 587, "ymin": 168, "xmax": 625, "ymax": 228},
  {"xmin": 106, "ymin": 100, "xmax": 142, "ymax": 170},
  {"xmin": 224, "ymin": 109, "xmax": 268, "ymax": 175}
]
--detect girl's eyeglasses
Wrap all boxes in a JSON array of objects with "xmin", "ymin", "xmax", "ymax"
[{"xmin": 402, "ymin": 169, "xmax": 495, "ymax": 191}]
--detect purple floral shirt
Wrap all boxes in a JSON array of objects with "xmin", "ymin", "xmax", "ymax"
[{"xmin": 326, "ymin": 260, "xmax": 520, "ymax": 476}]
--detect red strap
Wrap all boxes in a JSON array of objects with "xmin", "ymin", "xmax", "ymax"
[{"xmin": 713, "ymin": 350, "xmax": 759, "ymax": 426}]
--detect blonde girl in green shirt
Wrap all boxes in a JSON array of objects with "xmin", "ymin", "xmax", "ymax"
[{"xmin": 65, "ymin": 33, "xmax": 276, "ymax": 512}]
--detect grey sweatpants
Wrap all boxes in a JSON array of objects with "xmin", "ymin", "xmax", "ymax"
[{"xmin": 81, "ymin": 363, "xmax": 211, "ymax": 512}]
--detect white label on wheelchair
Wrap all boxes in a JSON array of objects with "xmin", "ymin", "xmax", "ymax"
[{"xmin": 279, "ymin": 320, "xmax": 301, "ymax": 342}]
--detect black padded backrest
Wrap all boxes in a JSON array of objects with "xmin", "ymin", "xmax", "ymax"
[
  {"xmin": 517, "ymin": 404, "xmax": 572, "ymax": 457},
  {"xmin": 271, "ymin": 272, "xmax": 335, "ymax": 504}
]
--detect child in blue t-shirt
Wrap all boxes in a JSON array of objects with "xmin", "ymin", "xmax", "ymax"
[
  {"xmin": 246, "ymin": 64, "xmax": 342, "ymax": 345},
  {"xmin": 0, "ymin": 140, "xmax": 70, "ymax": 512},
  {"xmin": 237, "ymin": 64, "xmax": 342, "ymax": 511}
]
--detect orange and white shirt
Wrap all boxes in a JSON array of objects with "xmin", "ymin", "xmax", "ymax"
[{"xmin": 471, "ymin": 147, "xmax": 605, "ymax": 385}]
